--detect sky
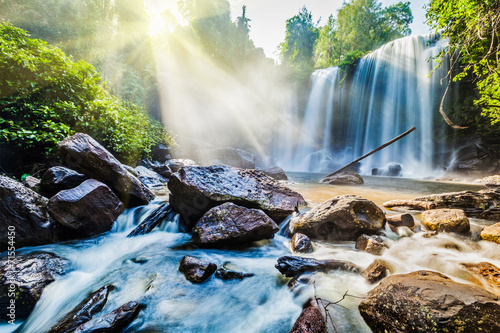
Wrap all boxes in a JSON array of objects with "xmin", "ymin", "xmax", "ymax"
[{"xmin": 148, "ymin": 0, "xmax": 432, "ymax": 60}]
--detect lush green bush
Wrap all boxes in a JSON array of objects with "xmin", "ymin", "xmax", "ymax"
[{"xmin": 0, "ymin": 23, "xmax": 173, "ymax": 166}]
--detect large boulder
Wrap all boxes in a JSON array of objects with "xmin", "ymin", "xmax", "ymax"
[
  {"xmin": 320, "ymin": 172, "xmax": 364, "ymax": 185},
  {"xmin": 290, "ymin": 298, "xmax": 327, "ymax": 333},
  {"xmin": 480, "ymin": 222, "xmax": 500, "ymax": 244},
  {"xmin": 290, "ymin": 195, "xmax": 385, "ymax": 241},
  {"xmin": 179, "ymin": 256, "xmax": 217, "ymax": 283},
  {"xmin": 275, "ymin": 256, "xmax": 361, "ymax": 278},
  {"xmin": 261, "ymin": 166, "xmax": 288, "ymax": 181},
  {"xmin": 444, "ymin": 142, "xmax": 500, "ymax": 180},
  {"xmin": 72, "ymin": 301, "xmax": 140, "ymax": 333},
  {"xmin": 40, "ymin": 166, "xmax": 88, "ymax": 198},
  {"xmin": 58, "ymin": 133, "xmax": 154, "ymax": 207},
  {"xmin": 359, "ymin": 270, "xmax": 500, "ymax": 332},
  {"xmin": 168, "ymin": 165, "xmax": 306, "ymax": 229},
  {"xmin": 194, "ymin": 147, "xmax": 255, "ymax": 169},
  {"xmin": 421, "ymin": 209, "xmax": 470, "ymax": 234},
  {"xmin": 49, "ymin": 285, "xmax": 113, "ymax": 333},
  {"xmin": 0, "ymin": 175, "xmax": 58, "ymax": 249},
  {"xmin": 192, "ymin": 202, "xmax": 279, "ymax": 247},
  {"xmin": 48, "ymin": 179, "xmax": 124, "ymax": 238},
  {"xmin": 0, "ymin": 252, "xmax": 71, "ymax": 320},
  {"xmin": 383, "ymin": 188, "xmax": 500, "ymax": 220}
]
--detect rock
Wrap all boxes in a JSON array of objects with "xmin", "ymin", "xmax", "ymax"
[
  {"xmin": 480, "ymin": 222, "xmax": 500, "ymax": 244},
  {"xmin": 48, "ymin": 179, "xmax": 124, "ymax": 238},
  {"xmin": 384, "ymin": 163, "xmax": 402, "ymax": 177},
  {"xmin": 261, "ymin": 166, "xmax": 288, "ymax": 181},
  {"xmin": 58, "ymin": 133, "xmax": 154, "ymax": 207},
  {"xmin": 134, "ymin": 166, "xmax": 168, "ymax": 188},
  {"xmin": 359, "ymin": 270, "xmax": 500, "ymax": 332},
  {"xmin": 167, "ymin": 159, "xmax": 197, "ymax": 173},
  {"xmin": 275, "ymin": 256, "xmax": 361, "ymax": 278},
  {"xmin": 48, "ymin": 285, "xmax": 113, "ymax": 333},
  {"xmin": 461, "ymin": 262, "xmax": 500, "ymax": 295},
  {"xmin": 127, "ymin": 203, "xmax": 172, "ymax": 237},
  {"xmin": 290, "ymin": 195, "xmax": 385, "ymax": 241},
  {"xmin": 0, "ymin": 175, "xmax": 58, "ymax": 249},
  {"xmin": 363, "ymin": 259, "xmax": 391, "ymax": 284},
  {"xmin": 444, "ymin": 142, "xmax": 500, "ymax": 180},
  {"xmin": 215, "ymin": 262, "xmax": 254, "ymax": 280},
  {"xmin": 320, "ymin": 172, "xmax": 364, "ymax": 185},
  {"xmin": 0, "ymin": 252, "xmax": 71, "ymax": 319},
  {"xmin": 383, "ymin": 188, "xmax": 500, "ymax": 220},
  {"xmin": 179, "ymin": 256, "xmax": 217, "ymax": 283},
  {"xmin": 291, "ymin": 233, "xmax": 314, "ymax": 253},
  {"xmin": 72, "ymin": 301, "xmax": 140, "ymax": 333},
  {"xmin": 168, "ymin": 165, "xmax": 306, "ymax": 230},
  {"xmin": 421, "ymin": 209, "xmax": 470, "ymax": 234},
  {"xmin": 355, "ymin": 234, "xmax": 385, "ymax": 255},
  {"xmin": 152, "ymin": 143, "xmax": 171, "ymax": 163},
  {"xmin": 22, "ymin": 175, "xmax": 40, "ymax": 191},
  {"xmin": 192, "ymin": 203, "xmax": 279, "ymax": 247},
  {"xmin": 474, "ymin": 175, "xmax": 500, "ymax": 185},
  {"xmin": 290, "ymin": 298, "xmax": 327, "ymax": 333},
  {"xmin": 386, "ymin": 213, "xmax": 415, "ymax": 232},
  {"xmin": 139, "ymin": 159, "xmax": 172, "ymax": 178},
  {"xmin": 194, "ymin": 147, "xmax": 255, "ymax": 169},
  {"xmin": 40, "ymin": 166, "xmax": 89, "ymax": 197}
]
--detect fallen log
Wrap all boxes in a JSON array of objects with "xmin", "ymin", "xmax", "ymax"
[
  {"xmin": 275, "ymin": 256, "xmax": 361, "ymax": 278},
  {"xmin": 127, "ymin": 203, "xmax": 172, "ymax": 237},
  {"xmin": 383, "ymin": 200, "xmax": 436, "ymax": 211}
]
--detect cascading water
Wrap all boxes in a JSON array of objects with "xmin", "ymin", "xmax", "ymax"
[{"xmin": 275, "ymin": 33, "xmax": 453, "ymax": 177}]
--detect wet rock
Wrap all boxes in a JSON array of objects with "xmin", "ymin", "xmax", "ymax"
[
  {"xmin": 383, "ymin": 188, "xmax": 500, "ymax": 220},
  {"xmin": 192, "ymin": 202, "xmax": 279, "ymax": 247},
  {"xmin": 290, "ymin": 195, "xmax": 385, "ymax": 241},
  {"xmin": 275, "ymin": 256, "xmax": 361, "ymax": 278},
  {"xmin": 385, "ymin": 213, "xmax": 415, "ymax": 232},
  {"xmin": 167, "ymin": 159, "xmax": 197, "ymax": 173},
  {"xmin": 49, "ymin": 285, "xmax": 113, "ymax": 333},
  {"xmin": 22, "ymin": 175, "xmax": 40, "ymax": 191},
  {"xmin": 127, "ymin": 203, "xmax": 172, "ymax": 237},
  {"xmin": 363, "ymin": 259, "xmax": 391, "ymax": 284},
  {"xmin": 384, "ymin": 163, "xmax": 402, "ymax": 177},
  {"xmin": 134, "ymin": 166, "xmax": 168, "ymax": 188},
  {"xmin": 215, "ymin": 262, "xmax": 254, "ymax": 280},
  {"xmin": 355, "ymin": 234, "xmax": 385, "ymax": 255},
  {"xmin": 0, "ymin": 175, "xmax": 58, "ymax": 249},
  {"xmin": 48, "ymin": 179, "xmax": 124, "ymax": 238},
  {"xmin": 40, "ymin": 166, "xmax": 88, "ymax": 198},
  {"xmin": 320, "ymin": 172, "xmax": 363, "ymax": 185},
  {"xmin": 152, "ymin": 143, "xmax": 171, "ymax": 163},
  {"xmin": 480, "ymin": 222, "xmax": 500, "ymax": 244},
  {"xmin": 421, "ymin": 209, "xmax": 470, "ymax": 234},
  {"xmin": 291, "ymin": 233, "xmax": 314, "ymax": 253},
  {"xmin": 423, "ymin": 230, "xmax": 439, "ymax": 238},
  {"xmin": 179, "ymin": 256, "xmax": 217, "ymax": 283},
  {"xmin": 168, "ymin": 165, "xmax": 306, "ymax": 230},
  {"xmin": 139, "ymin": 159, "xmax": 172, "ymax": 178},
  {"xmin": 290, "ymin": 298, "xmax": 327, "ymax": 333},
  {"xmin": 461, "ymin": 262, "xmax": 500, "ymax": 295},
  {"xmin": 474, "ymin": 175, "xmax": 500, "ymax": 185},
  {"xmin": 58, "ymin": 133, "xmax": 154, "ymax": 208},
  {"xmin": 359, "ymin": 270, "xmax": 500, "ymax": 333},
  {"xmin": 72, "ymin": 301, "xmax": 140, "ymax": 333},
  {"xmin": 261, "ymin": 166, "xmax": 288, "ymax": 181},
  {"xmin": 194, "ymin": 147, "xmax": 255, "ymax": 169},
  {"xmin": 0, "ymin": 252, "xmax": 71, "ymax": 320},
  {"xmin": 444, "ymin": 142, "xmax": 500, "ymax": 180}
]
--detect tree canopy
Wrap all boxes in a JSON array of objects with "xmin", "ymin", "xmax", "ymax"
[{"xmin": 426, "ymin": 0, "xmax": 500, "ymax": 126}]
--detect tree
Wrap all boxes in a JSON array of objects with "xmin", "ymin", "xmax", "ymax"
[{"xmin": 426, "ymin": 0, "xmax": 500, "ymax": 126}]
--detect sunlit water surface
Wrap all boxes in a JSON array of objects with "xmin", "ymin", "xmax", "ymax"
[{"xmin": 1, "ymin": 174, "xmax": 498, "ymax": 333}]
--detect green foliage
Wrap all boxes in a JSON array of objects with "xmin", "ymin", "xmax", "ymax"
[
  {"xmin": 314, "ymin": 0, "xmax": 413, "ymax": 68},
  {"xmin": 279, "ymin": 7, "xmax": 319, "ymax": 77},
  {"xmin": 0, "ymin": 23, "xmax": 173, "ymax": 165},
  {"xmin": 426, "ymin": 0, "xmax": 500, "ymax": 127}
]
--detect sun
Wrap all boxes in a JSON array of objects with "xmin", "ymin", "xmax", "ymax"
[{"xmin": 149, "ymin": 13, "xmax": 166, "ymax": 36}]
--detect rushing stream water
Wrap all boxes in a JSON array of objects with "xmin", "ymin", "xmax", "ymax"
[{"xmin": 2, "ymin": 175, "xmax": 498, "ymax": 333}]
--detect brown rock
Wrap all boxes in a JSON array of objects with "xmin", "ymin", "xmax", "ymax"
[
  {"xmin": 40, "ymin": 166, "xmax": 88, "ymax": 198},
  {"xmin": 421, "ymin": 209, "xmax": 470, "ymax": 234},
  {"xmin": 290, "ymin": 195, "xmax": 385, "ymax": 241},
  {"xmin": 462, "ymin": 262, "xmax": 500, "ymax": 295},
  {"xmin": 481, "ymin": 222, "xmax": 500, "ymax": 244},
  {"xmin": 290, "ymin": 298, "xmax": 327, "ymax": 333},
  {"xmin": 179, "ymin": 256, "xmax": 217, "ymax": 283},
  {"xmin": 363, "ymin": 259, "xmax": 391, "ymax": 284},
  {"xmin": 320, "ymin": 172, "xmax": 363, "ymax": 185},
  {"xmin": 291, "ymin": 233, "xmax": 314, "ymax": 253},
  {"xmin": 386, "ymin": 213, "xmax": 415, "ymax": 232},
  {"xmin": 58, "ymin": 133, "xmax": 154, "ymax": 207},
  {"xmin": 192, "ymin": 202, "xmax": 279, "ymax": 247},
  {"xmin": 359, "ymin": 270, "xmax": 500, "ymax": 333},
  {"xmin": 168, "ymin": 165, "xmax": 306, "ymax": 230},
  {"xmin": 48, "ymin": 179, "xmax": 124, "ymax": 238},
  {"xmin": 261, "ymin": 166, "xmax": 288, "ymax": 180},
  {"xmin": 355, "ymin": 234, "xmax": 385, "ymax": 255}
]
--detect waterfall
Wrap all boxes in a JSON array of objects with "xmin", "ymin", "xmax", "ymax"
[{"xmin": 275, "ymin": 33, "xmax": 452, "ymax": 177}]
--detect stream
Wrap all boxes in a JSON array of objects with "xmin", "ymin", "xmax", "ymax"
[{"xmin": 2, "ymin": 174, "xmax": 498, "ymax": 333}]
